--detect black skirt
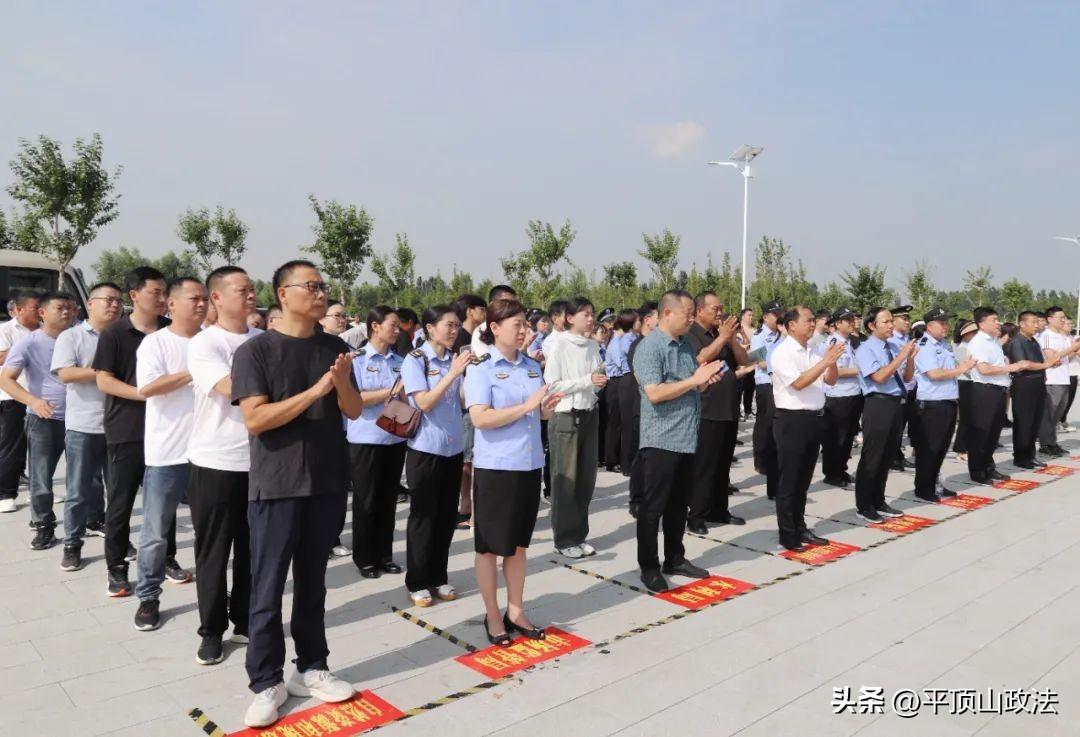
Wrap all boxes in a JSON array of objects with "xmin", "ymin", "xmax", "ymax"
[{"xmin": 472, "ymin": 468, "xmax": 542, "ymax": 556}]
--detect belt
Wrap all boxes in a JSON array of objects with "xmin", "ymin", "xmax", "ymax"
[
  {"xmin": 971, "ymin": 383, "xmax": 1008, "ymax": 392},
  {"xmin": 866, "ymin": 392, "xmax": 906, "ymax": 404},
  {"xmin": 917, "ymin": 399, "xmax": 958, "ymax": 406},
  {"xmin": 775, "ymin": 408, "xmax": 824, "ymax": 416}
]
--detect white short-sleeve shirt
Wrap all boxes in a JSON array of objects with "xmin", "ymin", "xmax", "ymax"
[
  {"xmin": 187, "ymin": 325, "xmax": 260, "ymax": 471},
  {"xmin": 1039, "ymin": 330, "xmax": 1072, "ymax": 386},
  {"xmin": 136, "ymin": 327, "xmax": 195, "ymax": 467},
  {"xmin": 771, "ymin": 335, "xmax": 826, "ymax": 410}
]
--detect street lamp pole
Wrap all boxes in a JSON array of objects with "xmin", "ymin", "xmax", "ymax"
[
  {"xmin": 1052, "ymin": 236, "xmax": 1080, "ymax": 336},
  {"xmin": 709, "ymin": 145, "xmax": 763, "ymax": 311}
]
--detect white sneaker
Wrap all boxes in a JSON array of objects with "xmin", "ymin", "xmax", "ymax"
[
  {"xmin": 244, "ymin": 683, "xmax": 287, "ymax": 728},
  {"xmin": 579, "ymin": 542, "xmax": 597, "ymax": 556},
  {"xmin": 557, "ymin": 545, "xmax": 584, "ymax": 559},
  {"xmin": 230, "ymin": 628, "xmax": 249, "ymax": 645},
  {"xmin": 434, "ymin": 584, "xmax": 456, "ymax": 601},
  {"xmin": 1061, "ymin": 423, "xmax": 1075, "ymax": 433},
  {"xmin": 286, "ymin": 669, "xmax": 355, "ymax": 703},
  {"xmin": 0, "ymin": 498, "xmax": 15, "ymax": 513},
  {"xmin": 330, "ymin": 545, "xmax": 351, "ymax": 558},
  {"xmin": 410, "ymin": 589, "xmax": 433, "ymax": 607}
]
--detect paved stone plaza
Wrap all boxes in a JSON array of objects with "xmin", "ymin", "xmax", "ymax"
[{"xmin": 3, "ymin": 413, "xmax": 1079, "ymax": 737}]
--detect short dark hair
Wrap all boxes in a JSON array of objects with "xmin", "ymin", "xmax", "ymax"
[
  {"xmin": 396, "ymin": 307, "xmax": 419, "ymax": 325},
  {"xmin": 616, "ymin": 308, "xmax": 638, "ymax": 333},
  {"xmin": 659, "ymin": 289, "xmax": 692, "ymax": 313},
  {"xmin": 548, "ymin": 300, "xmax": 569, "ymax": 320},
  {"xmin": 865, "ymin": 306, "xmax": 891, "ymax": 330},
  {"xmin": 365, "ymin": 305, "xmax": 398, "ymax": 334},
  {"xmin": 952, "ymin": 318, "xmax": 970, "ymax": 343},
  {"xmin": 973, "ymin": 306, "xmax": 998, "ymax": 326},
  {"xmin": 1000, "ymin": 322, "xmax": 1018, "ymax": 341},
  {"xmin": 479, "ymin": 299, "xmax": 526, "ymax": 345},
  {"xmin": 815, "ymin": 309, "xmax": 830, "ymax": 320},
  {"xmin": 638, "ymin": 300, "xmax": 658, "ymax": 320},
  {"xmin": 267, "ymin": 303, "xmax": 283, "ymax": 317},
  {"xmin": 452, "ymin": 294, "xmax": 485, "ymax": 321},
  {"xmin": 168, "ymin": 277, "xmax": 204, "ymax": 297},
  {"xmin": 124, "ymin": 266, "xmax": 166, "ymax": 294},
  {"xmin": 272, "ymin": 259, "xmax": 318, "ymax": 292},
  {"xmin": 206, "ymin": 265, "xmax": 246, "ymax": 293},
  {"xmin": 693, "ymin": 291, "xmax": 718, "ymax": 312},
  {"xmin": 565, "ymin": 296, "xmax": 594, "ymax": 317},
  {"xmin": 39, "ymin": 290, "xmax": 75, "ymax": 309},
  {"xmin": 89, "ymin": 281, "xmax": 122, "ymax": 296},
  {"xmin": 12, "ymin": 290, "xmax": 40, "ymax": 308},
  {"xmin": 326, "ymin": 299, "xmax": 342, "ymax": 309},
  {"xmin": 1018, "ymin": 310, "xmax": 1041, "ymax": 322},
  {"xmin": 781, "ymin": 305, "xmax": 810, "ymax": 329},
  {"xmin": 488, "ymin": 284, "xmax": 517, "ymax": 302},
  {"xmin": 421, "ymin": 305, "xmax": 456, "ymax": 332},
  {"xmin": 1045, "ymin": 306, "xmax": 1065, "ymax": 319}
]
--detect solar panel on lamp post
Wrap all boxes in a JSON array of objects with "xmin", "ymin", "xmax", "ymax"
[{"xmin": 709, "ymin": 145, "xmax": 763, "ymax": 311}]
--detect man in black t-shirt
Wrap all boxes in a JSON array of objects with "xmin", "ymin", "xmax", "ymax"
[
  {"xmin": 231, "ymin": 260, "xmax": 363, "ymax": 730},
  {"xmin": 685, "ymin": 292, "xmax": 749, "ymax": 533}
]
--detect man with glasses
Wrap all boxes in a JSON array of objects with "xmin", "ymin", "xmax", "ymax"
[
  {"xmin": 51, "ymin": 283, "xmax": 124, "ymax": 570},
  {"xmin": 232, "ymin": 260, "xmax": 363, "ymax": 728},
  {"xmin": 0, "ymin": 292, "xmax": 76, "ymax": 551}
]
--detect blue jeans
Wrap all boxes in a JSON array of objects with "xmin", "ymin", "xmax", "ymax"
[
  {"xmin": 62, "ymin": 430, "xmax": 106, "ymax": 548},
  {"xmin": 27, "ymin": 415, "xmax": 65, "ymax": 528},
  {"xmin": 135, "ymin": 464, "xmax": 189, "ymax": 602}
]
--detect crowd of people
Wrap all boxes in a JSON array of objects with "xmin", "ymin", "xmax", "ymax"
[{"xmin": 0, "ymin": 259, "xmax": 1077, "ymax": 729}]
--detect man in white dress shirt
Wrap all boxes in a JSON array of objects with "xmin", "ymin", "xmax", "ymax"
[{"xmin": 770, "ymin": 306, "xmax": 844, "ymax": 552}]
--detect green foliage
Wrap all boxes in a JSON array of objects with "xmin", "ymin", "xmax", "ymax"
[
  {"xmin": 903, "ymin": 261, "xmax": 936, "ymax": 317},
  {"xmin": 91, "ymin": 246, "xmax": 203, "ymax": 298},
  {"xmin": 963, "ymin": 266, "xmax": 995, "ymax": 309},
  {"xmin": 0, "ymin": 211, "xmax": 11, "ymax": 249},
  {"xmin": 303, "ymin": 195, "xmax": 374, "ymax": 302},
  {"xmin": 747, "ymin": 236, "xmax": 816, "ymax": 311},
  {"xmin": 6, "ymin": 133, "xmax": 121, "ymax": 270},
  {"xmin": 500, "ymin": 219, "xmax": 576, "ymax": 306},
  {"xmin": 370, "ymin": 233, "xmax": 417, "ymax": 306},
  {"xmin": 999, "ymin": 278, "xmax": 1034, "ymax": 322},
  {"xmin": 841, "ymin": 263, "xmax": 894, "ymax": 315},
  {"xmin": 638, "ymin": 228, "xmax": 680, "ymax": 290}
]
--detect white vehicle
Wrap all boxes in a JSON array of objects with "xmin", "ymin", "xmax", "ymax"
[{"xmin": 0, "ymin": 249, "xmax": 90, "ymax": 320}]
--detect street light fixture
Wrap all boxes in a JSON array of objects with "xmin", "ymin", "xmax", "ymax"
[
  {"xmin": 1052, "ymin": 235, "xmax": 1080, "ymax": 335},
  {"xmin": 709, "ymin": 145, "xmax": 763, "ymax": 311}
]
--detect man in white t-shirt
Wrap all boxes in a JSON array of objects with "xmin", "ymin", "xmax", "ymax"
[
  {"xmin": 133, "ymin": 277, "xmax": 207, "ymax": 632},
  {"xmin": 187, "ymin": 266, "xmax": 261, "ymax": 666},
  {"xmin": 1037, "ymin": 307, "xmax": 1080, "ymax": 455},
  {"xmin": 0, "ymin": 292, "xmax": 40, "ymax": 512}
]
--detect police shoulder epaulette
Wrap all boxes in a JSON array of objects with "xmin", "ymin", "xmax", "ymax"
[
  {"xmin": 754, "ymin": 327, "xmax": 762, "ymax": 335},
  {"xmin": 409, "ymin": 348, "xmax": 424, "ymax": 359},
  {"xmin": 918, "ymin": 337, "xmax": 928, "ymax": 346},
  {"xmin": 470, "ymin": 353, "xmax": 490, "ymax": 365},
  {"xmin": 354, "ymin": 348, "xmax": 366, "ymax": 356},
  {"xmin": 521, "ymin": 354, "xmax": 541, "ymax": 368}
]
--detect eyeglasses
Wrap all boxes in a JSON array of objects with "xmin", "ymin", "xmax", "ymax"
[
  {"xmin": 90, "ymin": 296, "xmax": 123, "ymax": 305},
  {"xmin": 282, "ymin": 281, "xmax": 330, "ymax": 294}
]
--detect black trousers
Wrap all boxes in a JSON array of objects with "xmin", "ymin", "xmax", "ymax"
[
  {"xmin": 636, "ymin": 447, "xmax": 694, "ymax": 571},
  {"xmin": 953, "ymin": 381, "xmax": 971, "ymax": 453},
  {"xmin": 854, "ymin": 395, "xmax": 904, "ymax": 513},
  {"xmin": 604, "ymin": 375, "xmax": 624, "ymax": 470},
  {"xmin": 913, "ymin": 401, "xmax": 957, "ymax": 498},
  {"xmin": 104, "ymin": 441, "xmax": 176, "ymax": 570},
  {"xmin": 0, "ymin": 399, "xmax": 26, "ymax": 499},
  {"xmin": 596, "ymin": 386, "xmax": 608, "ymax": 466},
  {"xmin": 246, "ymin": 492, "xmax": 344, "ymax": 693},
  {"xmin": 773, "ymin": 409, "xmax": 824, "ymax": 546},
  {"xmin": 896, "ymin": 386, "xmax": 918, "ymax": 460},
  {"xmin": 752, "ymin": 384, "xmax": 775, "ymax": 471},
  {"xmin": 1010, "ymin": 377, "xmax": 1046, "ymax": 465},
  {"xmin": 617, "ymin": 378, "xmax": 639, "ymax": 473},
  {"xmin": 349, "ymin": 442, "xmax": 407, "ymax": 569},
  {"xmin": 1066, "ymin": 376, "xmax": 1078, "ymax": 419},
  {"xmin": 966, "ymin": 384, "xmax": 1007, "ymax": 480},
  {"xmin": 405, "ymin": 450, "xmax": 463, "ymax": 592},
  {"xmin": 188, "ymin": 464, "xmax": 250, "ymax": 639},
  {"xmin": 821, "ymin": 395, "xmax": 863, "ymax": 479},
  {"xmin": 741, "ymin": 374, "xmax": 755, "ymax": 416},
  {"xmin": 688, "ymin": 419, "xmax": 737, "ymax": 525}
]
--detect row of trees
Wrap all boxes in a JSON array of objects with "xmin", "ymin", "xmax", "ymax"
[{"xmin": 2, "ymin": 133, "xmax": 1074, "ymax": 322}]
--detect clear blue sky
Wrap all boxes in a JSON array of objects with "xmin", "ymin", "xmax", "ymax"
[{"xmin": 2, "ymin": 1, "xmax": 1078, "ymax": 292}]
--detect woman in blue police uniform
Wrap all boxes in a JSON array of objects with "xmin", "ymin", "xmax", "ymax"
[
  {"xmin": 347, "ymin": 306, "xmax": 407, "ymax": 579},
  {"xmin": 464, "ymin": 299, "xmax": 562, "ymax": 646},
  {"xmin": 400, "ymin": 306, "xmax": 472, "ymax": 607}
]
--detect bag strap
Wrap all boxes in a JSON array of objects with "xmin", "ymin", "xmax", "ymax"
[{"xmin": 385, "ymin": 377, "xmax": 405, "ymax": 404}]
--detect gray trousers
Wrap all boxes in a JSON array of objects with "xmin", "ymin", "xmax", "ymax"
[
  {"xmin": 1039, "ymin": 384, "xmax": 1070, "ymax": 448},
  {"xmin": 549, "ymin": 408, "xmax": 599, "ymax": 549}
]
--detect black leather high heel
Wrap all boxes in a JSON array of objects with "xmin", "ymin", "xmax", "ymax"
[
  {"xmin": 503, "ymin": 611, "xmax": 546, "ymax": 640},
  {"xmin": 484, "ymin": 616, "xmax": 512, "ymax": 646}
]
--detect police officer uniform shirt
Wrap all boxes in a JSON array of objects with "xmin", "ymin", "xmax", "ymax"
[
  {"xmin": 771, "ymin": 335, "xmax": 827, "ymax": 410},
  {"xmin": 463, "ymin": 350, "xmax": 545, "ymax": 471},
  {"xmin": 347, "ymin": 347, "xmax": 406, "ymax": 445},
  {"xmin": 914, "ymin": 333, "xmax": 959, "ymax": 400},
  {"xmin": 855, "ymin": 336, "xmax": 906, "ymax": 397},
  {"xmin": 889, "ymin": 329, "xmax": 917, "ymax": 392},
  {"xmin": 750, "ymin": 323, "xmax": 781, "ymax": 385},
  {"xmin": 823, "ymin": 334, "xmax": 860, "ymax": 398},
  {"xmin": 968, "ymin": 330, "xmax": 1011, "ymax": 387},
  {"xmin": 400, "ymin": 342, "xmax": 465, "ymax": 457}
]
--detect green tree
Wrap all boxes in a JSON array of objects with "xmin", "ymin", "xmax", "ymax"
[
  {"xmin": 999, "ymin": 278, "xmax": 1034, "ymax": 321},
  {"xmin": 92, "ymin": 246, "xmax": 203, "ymax": 296},
  {"xmin": 370, "ymin": 233, "xmax": 417, "ymax": 305},
  {"xmin": 639, "ymin": 229, "xmax": 680, "ymax": 290},
  {"xmin": 963, "ymin": 266, "xmax": 995, "ymax": 309},
  {"xmin": 903, "ymin": 261, "xmax": 936, "ymax": 316},
  {"xmin": 602, "ymin": 261, "xmax": 637, "ymax": 295},
  {"xmin": 304, "ymin": 194, "xmax": 374, "ymax": 302},
  {"xmin": 177, "ymin": 206, "xmax": 248, "ymax": 271},
  {"xmin": 748, "ymin": 236, "xmax": 815, "ymax": 310},
  {"xmin": 841, "ymin": 264, "xmax": 892, "ymax": 315},
  {"xmin": 6, "ymin": 133, "xmax": 121, "ymax": 272},
  {"xmin": 0, "ymin": 211, "xmax": 11, "ymax": 249}
]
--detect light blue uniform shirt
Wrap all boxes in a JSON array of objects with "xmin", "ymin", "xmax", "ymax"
[
  {"xmin": 526, "ymin": 331, "xmax": 547, "ymax": 359},
  {"xmin": 750, "ymin": 326, "xmax": 782, "ymax": 385},
  {"xmin": 856, "ymin": 335, "xmax": 905, "ymax": 397},
  {"xmin": 346, "ymin": 347, "xmax": 405, "ymax": 445},
  {"xmin": 823, "ymin": 334, "xmax": 861, "ymax": 398},
  {"xmin": 914, "ymin": 333, "xmax": 959, "ymax": 400},
  {"xmin": 888, "ymin": 330, "xmax": 916, "ymax": 391},
  {"xmin": 464, "ymin": 350, "xmax": 545, "ymax": 471},
  {"xmin": 968, "ymin": 331, "xmax": 1011, "ymax": 387},
  {"xmin": 401, "ymin": 342, "xmax": 464, "ymax": 457},
  {"xmin": 604, "ymin": 331, "xmax": 632, "ymax": 377}
]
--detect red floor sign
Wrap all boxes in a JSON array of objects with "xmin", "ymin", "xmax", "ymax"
[
  {"xmin": 938, "ymin": 493, "xmax": 993, "ymax": 510},
  {"xmin": 456, "ymin": 627, "xmax": 591, "ymax": 679},
  {"xmin": 870, "ymin": 514, "xmax": 936, "ymax": 534},
  {"xmin": 1035, "ymin": 465, "xmax": 1075, "ymax": 477},
  {"xmin": 780, "ymin": 540, "xmax": 861, "ymax": 565},
  {"xmin": 654, "ymin": 575, "xmax": 757, "ymax": 609},
  {"xmin": 993, "ymin": 478, "xmax": 1041, "ymax": 492},
  {"xmin": 227, "ymin": 691, "xmax": 403, "ymax": 737}
]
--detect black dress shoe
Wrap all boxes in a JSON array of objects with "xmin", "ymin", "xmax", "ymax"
[
  {"xmin": 969, "ymin": 475, "xmax": 991, "ymax": 485},
  {"xmin": 712, "ymin": 514, "xmax": 745, "ymax": 526},
  {"xmin": 914, "ymin": 493, "xmax": 941, "ymax": 502},
  {"xmin": 1013, "ymin": 460, "xmax": 1036, "ymax": 470},
  {"xmin": 727, "ymin": 484, "xmax": 739, "ymax": 495},
  {"xmin": 938, "ymin": 489, "xmax": 957, "ymax": 497},
  {"xmin": 359, "ymin": 565, "xmax": 381, "ymax": 579},
  {"xmin": 988, "ymin": 470, "xmax": 1011, "ymax": 481},
  {"xmin": 800, "ymin": 532, "xmax": 829, "ymax": 546},
  {"xmin": 686, "ymin": 521, "xmax": 708, "ymax": 535},
  {"xmin": 781, "ymin": 540, "xmax": 808, "ymax": 552},
  {"xmin": 381, "ymin": 561, "xmax": 402, "ymax": 574},
  {"xmin": 735, "ymin": 439, "xmax": 745, "ymax": 446},
  {"xmin": 628, "ymin": 503, "xmax": 639, "ymax": 519},
  {"xmin": 823, "ymin": 475, "xmax": 849, "ymax": 488},
  {"xmin": 841, "ymin": 472, "xmax": 853, "ymax": 484},
  {"xmin": 662, "ymin": 559, "xmax": 710, "ymax": 579},
  {"xmin": 640, "ymin": 568, "xmax": 669, "ymax": 592},
  {"xmin": 1032, "ymin": 458, "xmax": 1048, "ymax": 467},
  {"xmin": 890, "ymin": 461, "xmax": 906, "ymax": 472}
]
